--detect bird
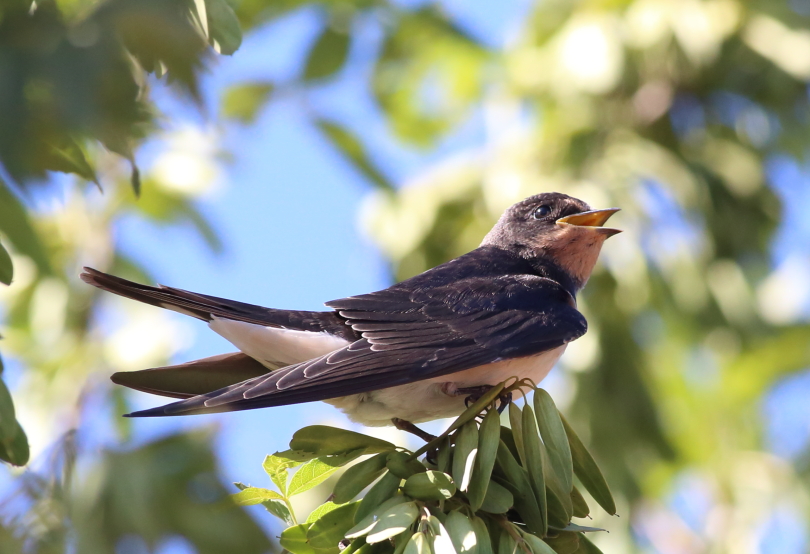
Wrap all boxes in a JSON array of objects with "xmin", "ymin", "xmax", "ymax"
[{"xmin": 81, "ymin": 192, "xmax": 620, "ymax": 427}]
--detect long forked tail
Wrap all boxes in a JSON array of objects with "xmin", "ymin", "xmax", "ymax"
[{"xmin": 80, "ymin": 267, "xmax": 353, "ymax": 338}]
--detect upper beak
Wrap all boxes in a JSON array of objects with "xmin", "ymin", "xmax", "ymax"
[{"xmin": 557, "ymin": 208, "xmax": 621, "ymax": 237}]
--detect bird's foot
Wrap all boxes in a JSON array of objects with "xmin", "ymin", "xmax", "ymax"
[
  {"xmin": 454, "ymin": 385, "xmax": 513, "ymax": 413},
  {"xmin": 392, "ymin": 418, "xmax": 437, "ymax": 443}
]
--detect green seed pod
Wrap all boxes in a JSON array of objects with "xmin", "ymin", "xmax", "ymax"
[
  {"xmin": 452, "ymin": 421, "xmax": 479, "ymax": 492},
  {"xmin": 355, "ymin": 471, "xmax": 402, "ymax": 523},
  {"xmin": 471, "ymin": 517, "xmax": 493, "ymax": 554},
  {"xmin": 478, "ymin": 480, "xmax": 513, "ymax": 514},
  {"xmin": 347, "ymin": 495, "xmax": 409, "ymax": 539},
  {"xmin": 387, "ymin": 451, "xmax": 428, "ymax": 479},
  {"xmin": 467, "ymin": 409, "xmax": 500, "ymax": 511},
  {"xmin": 403, "ymin": 470, "xmax": 457, "ymax": 501},
  {"xmin": 445, "ymin": 510, "xmax": 477, "ymax": 554},
  {"xmin": 334, "ymin": 452, "xmax": 390, "ymax": 504},
  {"xmin": 521, "ymin": 533, "xmax": 556, "ymax": 554},
  {"xmin": 366, "ymin": 501, "xmax": 420, "ymax": 544}
]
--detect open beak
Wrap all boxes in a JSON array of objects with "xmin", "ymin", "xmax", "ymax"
[{"xmin": 557, "ymin": 208, "xmax": 621, "ymax": 237}]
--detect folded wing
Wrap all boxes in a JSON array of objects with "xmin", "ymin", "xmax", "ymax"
[{"xmin": 127, "ymin": 274, "xmax": 587, "ymax": 417}]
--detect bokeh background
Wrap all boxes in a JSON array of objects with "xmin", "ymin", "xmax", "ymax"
[{"xmin": 1, "ymin": 0, "xmax": 810, "ymax": 552}]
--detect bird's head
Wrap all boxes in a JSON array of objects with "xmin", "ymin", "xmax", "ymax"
[{"xmin": 481, "ymin": 192, "xmax": 620, "ymax": 288}]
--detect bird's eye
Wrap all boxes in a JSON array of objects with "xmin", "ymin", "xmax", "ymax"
[{"xmin": 533, "ymin": 205, "xmax": 551, "ymax": 219}]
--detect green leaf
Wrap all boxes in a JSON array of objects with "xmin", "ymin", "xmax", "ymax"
[
  {"xmin": 0, "ymin": 420, "xmax": 29, "ymax": 466},
  {"xmin": 0, "ymin": 180, "xmax": 51, "ymax": 275},
  {"xmin": 263, "ymin": 452, "xmax": 303, "ymax": 495},
  {"xmin": 0, "ymin": 379, "xmax": 17, "ymax": 442},
  {"xmin": 354, "ymin": 472, "xmax": 401, "ymax": 524},
  {"xmin": 559, "ymin": 415, "xmax": 616, "ymax": 516},
  {"xmin": 288, "ymin": 457, "xmax": 343, "ymax": 497},
  {"xmin": 307, "ymin": 501, "xmax": 360, "ymax": 548},
  {"xmin": 0, "ymin": 242, "xmax": 12, "ymax": 285},
  {"xmin": 231, "ymin": 487, "xmax": 284, "ymax": 506},
  {"xmin": 204, "ymin": 0, "xmax": 242, "ymax": 55},
  {"xmin": 347, "ymin": 495, "xmax": 409, "ymax": 539},
  {"xmin": 386, "ymin": 450, "xmax": 427, "ymax": 480},
  {"xmin": 303, "ymin": 25, "xmax": 351, "ymax": 81},
  {"xmin": 533, "ymin": 390, "xmax": 573, "ymax": 494},
  {"xmin": 222, "ymin": 82, "xmax": 274, "ymax": 123},
  {"xmin": 522, "ymin": 533, "xmax": 556, "ymax": 554},
  {"xmin": 290, "ymin": 425, "xmax": 396, "ymax": 457},
  {"xmin": 264, "ymin": 498, "xmax": 294, "ymax": 524},
  {"xmin": 49, "ymin": 137, "xmax": 98, "ymax": 185},
  {"xmin": 281, "ymin": 524, "xmax": 339, "ymax": 554},
  {"xmin": 315, "ymin": 119, "xmax": 394, "ymax": 192},
  {"xmin": 305, "ymin": 501, "xmax": 341, "ymax": 524},
  {"xmin": 333, "ymin": 452, "xmax": 389, "ymax": 504}
]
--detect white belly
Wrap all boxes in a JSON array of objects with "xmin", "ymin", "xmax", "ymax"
[{"xmin": 325, "ymin": 345, "xmax": 567, "ymax": 427}]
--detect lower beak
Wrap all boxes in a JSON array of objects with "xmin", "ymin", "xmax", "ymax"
[{"xmin": 557, "ymin": 208, "xmax": 621, "ymax": 236}]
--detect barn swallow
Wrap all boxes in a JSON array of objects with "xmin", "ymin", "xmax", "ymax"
[{"xmin": 81, "ymin": 192, "xmax": 620, "ymax": 426}]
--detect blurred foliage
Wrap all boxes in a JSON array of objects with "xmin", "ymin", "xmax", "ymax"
[
  {"xmin": 1, "ymin": 0, "xmax": 810, "ymax": 552},
  {"xmin": 0, "ymin": 431, "xmax": 271, "ymax": 553}
]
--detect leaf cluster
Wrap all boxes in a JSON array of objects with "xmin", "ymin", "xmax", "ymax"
[{"xmin": 234, "ymin": 381, "xmax": 615, "ymax": 554}]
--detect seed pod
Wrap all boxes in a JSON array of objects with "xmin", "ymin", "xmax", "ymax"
[
  {"xmin": 532, "ymin": 390, "xmax": 573, "ymax": 495},
  {"xmin": 467, "ymin": 409, "xmax": 500, "ymax": 511},
  {"xmin": 366, "ymin": 501, "xmax": 420, "ymax": 544},
  {"xmin": 334, "ymin": 452, "xmax": 390, "ymax": 504},
  {"xmin": 404, "ymin": 532, "xmax": 431, "ymax": 554},
  {"xmin": 496, "ymin": 528, "xmax": 516, "ymax": 554},
  {"xmin": 570, "ymin": 486, "xmax": 589, "ymax": 519},
  {"xmin": 508, "ymin": 403, "xmax": 527, "ymax": 467},
  {"xmin": 471, "ymin": 517, "xmax": 493, "ymax": 554},
  {"xmin": 388, "ymin": 451, "xmax": 428, "ymax": 480},
  {"xmin": 452, "ymin": 421, "xmax": 479, "ymax": 492},
  {"xmin": 347, "ymin": 494, "xmax": 409, "ymax": 538},
  {"xmin": 403, "ymin": 470, "xmax": 457, "ymax": 501},
  {"xmin": 355, "ymin": 471, "xmax": 401, "ymax": 523},
  {"xmin": 559, "ymin": 414, "xmax": 616, "ymax": 516},
  {"xmin": 478, "ymin": 480, "xmax": 513, "ymax": 514},
  {"xmin": 521, "ymin": 404, "xmax": 547, "ymax": 536},
  {"xmin": 430, "ymin": 515, "xmax": 458, "ymax": 554},
  {"xmin": 521, "ymin": 533, "xmax": 556, "ymax": 554},
  {"xmin": 542, "ymin": 532, "xmax": 579, "ymax": 554},
  {"xmin": 445, "ymin": 510, "xmax": 477, "ymax": 554},
  {"xmin": 393, "ymin": 529, "xmax": 416, "ymax": 554},
  {"xmin": 436, "ymin": 437, "xmax": 452, "ymax": 474},
  {"xmin": 494, "ymin": 441, "xmax": 545, "ymax": 536}
]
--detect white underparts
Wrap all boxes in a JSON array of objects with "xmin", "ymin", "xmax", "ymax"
[
  {"xmin": 208, "ymin": 317, "xmax": 350, "ymax": 368},
  {"xmin": 207, "ymin": 317, "xmax": 567, "ymax": 427}
]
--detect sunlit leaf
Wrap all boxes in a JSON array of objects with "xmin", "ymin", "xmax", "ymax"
[
  {"xmin": 307, "ymin": 501, "xmax": 360, "ymax": 547},
  {"xmin": 231, "ymin": 487, "xmax": 284, "ymax": 506},
  {"xmin": 281, "ymin": 524, "xmax": 339, "ymax": 554},
  {"xmin": 263, "ymin": 452, "xmax": 302, "ymax": 495},
  {"xmin": 305, "ymin": 501, "xmax": 340, "ymax": 524},
  {"xmin": 287, "ymin": 457, "xmax": 342, "ymax": 496}
]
